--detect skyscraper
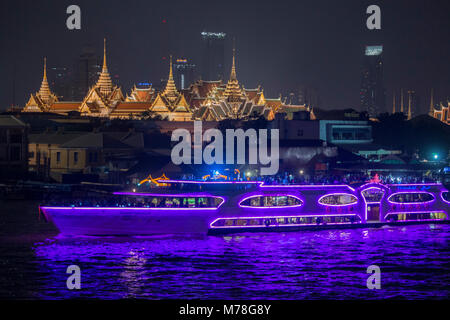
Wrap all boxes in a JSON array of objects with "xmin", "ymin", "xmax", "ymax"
[
  {"xmin": 72, "ymin": 46, "xmax": 102, "ymax": 101},
  {"xmin": 173, "ymin": 58, "xmax": 196, "ymax": 89},
  {"xmin": 201, "ymin": 31, "xmax": 226, "ymax": 81},
  {"xmin": 360, "ymin": 45, "xmax": 386, "ymax": 117},
  {"xmin": 48, "ymin": 66, "xmax": 71, "ymax": 100}
]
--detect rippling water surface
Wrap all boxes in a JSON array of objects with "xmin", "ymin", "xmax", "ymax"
[{"xmin": 1, "ymin": 219, "xmax": 449, "ymax": 299}]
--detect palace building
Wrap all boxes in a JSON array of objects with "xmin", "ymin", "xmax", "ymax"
[
  {"xmin": 428, "ymin": 90, "xmax": 449, "ymax": 125},
  {"xmin": 431, "ymin": 102, "xmax": 450, "ymax": 125},
  {"xmin": 22, "ymin": 39, "xmax": 312, "ymax": 121}
]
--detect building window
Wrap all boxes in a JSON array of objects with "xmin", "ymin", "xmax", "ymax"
[
  {"xmin": 56, "ymin": 152, "xmax": 61, "ymax": 162},
  {"xmin": 89, "ymin": 152, "xmax": 98, "ymax": 163},
  {"xmin": 9, "ymin": 130, "xmax": 22, "ymax": 143},
  {"xmin": 74, "ymin": 152, "xmax": 78, "ymax": 163},
  {"xmin": 318, "ymin": 193, "xmax": 358, "ymax": 206},
  {"xmin": 10, "ymin": 146, "xmax": 21, "ymax": 161}
]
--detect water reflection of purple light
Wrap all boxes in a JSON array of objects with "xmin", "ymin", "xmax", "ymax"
[{"xmin": 30, "ymin": 224, "xmax": 450, "ymax": 299}]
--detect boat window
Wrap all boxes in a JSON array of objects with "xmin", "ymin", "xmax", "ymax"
[
  {"xmin": 137, "ymin": 196, "xmax": 223, "ymax": 208},
  {"xmin": 385, "ymin": 212, "xmax": 447, "ymax": 221},
  {"xmin": 318, "ymin": 193, "xmax": 358, "ymax": 206},
  {"xmin": 362, "ymin": 188, "xmax": 385, "ymax": 202},
  {"xmin": 388, "ymin": 192, "xmax": 434, "ymax": 203},
  {"xmin": 239, "ymin": 195, "xmax": 303, "ymax": 207},
  {"xmin": 52, "ymin": 195, "xmax": 224, "ymax": 208},
  {"xmin": 442, "ymin": 192, "xmax": 449, "ymax": 202}
]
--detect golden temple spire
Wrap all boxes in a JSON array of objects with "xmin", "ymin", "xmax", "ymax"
[
  {"xmin": 169, "ymin": 55, "xmax": 173, "ymax": 79},
  {"xmin": 223, "ymin": 43, "xmax": 243, "ymax": 102},
  {"xmin": 230, "ymin": 41, "xmax": 237, "ymax": 81},
  {"xmin": 163, "ymin": 55, "xmax": 178, "ymax": 100},
  {"xmin": 392, "ymin": 91, "xmax": 396, "ymax": 114},
  {"xmin": 400, "ymin": 88, "xmax": 404, "ymax": 113},
  {"xmin": 102, "ymin": 38, "xmax": 108, "ymax": 72},
  {"xmin": 43, "ymin": 57, "xmax": 47, "ymax": 81},
  {"xmin": 407, "ymin": 90, "xmax": 413, "ymax": 120},
  {"xmin": 429, "ymin": 88, "xmax": 434, "ymax": 116},
  {"xmin": 38, "ymin": 57, "xmax": 51, "ymax": 103},
  {"xmin": 96, "ymin": 38, "xmax": 113, "ymax": 95}
]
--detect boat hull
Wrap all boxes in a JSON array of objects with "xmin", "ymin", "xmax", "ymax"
[{"xmin": 42, "ymin": 207, "xmax": 214, "ymax": 235}]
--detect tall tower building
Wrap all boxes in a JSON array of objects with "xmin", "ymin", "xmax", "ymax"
[
  {"xmin": 360, "ymin": 45, "xmax": 386, "ymax": 117},
  {"xmin": 201, "ymin": 31, "xmax": 226, "ymax": 81},
  {"xmin": 48, "ymin": 66, "xmax": 71, "ymax": 100},
  {"xmin": 72, "ymin": 46, "xmax": 102, "ymax": 101},
  {"xmin": 173, "ymin": 58, "xmax": 196, "ymax": 90}
]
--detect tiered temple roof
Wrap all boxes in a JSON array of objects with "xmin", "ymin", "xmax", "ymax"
[
  {"xmin": 147, "ymin": 56, "xmax": 192, "ymax": 121},
  {"xmin": 21, "ymin": 40, "xmax": 311, "ymax": 121},
  {"xmin": 79, "ymin": 39, "xmax": 124, "ymax": 117},
  {"xmin": 23, "ymin": 58, "xmax": 58, "ymax": 112}
]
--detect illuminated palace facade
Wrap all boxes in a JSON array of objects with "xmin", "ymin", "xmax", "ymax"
[
  {"xmin": 431, "ymin": 102, "xmax": 450, "ymax": 125},
  {"xmin": 22, "ymin": 40, "xmax": 312, "ymax": 121}
]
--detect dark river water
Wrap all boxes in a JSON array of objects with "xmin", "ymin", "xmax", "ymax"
[{"xmin": 0, "ymin": 201, "xmax": 449, "ymax": 299}]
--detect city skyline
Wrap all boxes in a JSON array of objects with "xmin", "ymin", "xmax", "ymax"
[{"xmin": 1, "ymin": 0, "xmax": 449, "ymax": 113}]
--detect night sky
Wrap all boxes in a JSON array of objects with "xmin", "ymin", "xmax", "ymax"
[{"xmin": 1, "ymin": 0, "xmax": 449, "ymax": 113}]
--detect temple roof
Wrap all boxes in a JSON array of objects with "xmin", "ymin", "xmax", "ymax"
[
  {"xmin": 161, "ymin": 56, "xmax": 179, "ymax": 101},
  {"xmin": 95, "ymin": 38, "xmax": 113, "ymax": 96},
  {"xmin": 223, "ymin": 47, "xmax": 244, "ymax": 102},
  {"xmin": 112, "ymin": 102, "xmax": 152, "ymax": 112},
  {"xmin": 48, "ymin": 102, "xmax": 81, "ymax": 111},
  {"xmin": 126, "ymin": 85, "xmax": 155, "ymax": 102},
  {"xmin": 38, "ymin": 57, "xmax": 52, "ymax": 103}
]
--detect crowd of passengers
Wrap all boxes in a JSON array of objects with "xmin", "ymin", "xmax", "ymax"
[
  {"xmin": 185, "ymin": 172, "xmax": 439, "ymax": 185},
  {"xmin": 254, "ymin": 172, "xmax": 440, "ymax": 185}
]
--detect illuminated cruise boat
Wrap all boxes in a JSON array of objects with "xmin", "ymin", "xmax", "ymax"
[{"xmin": 40, "ymin": 181, "xmax": 449, "ymax": 236}]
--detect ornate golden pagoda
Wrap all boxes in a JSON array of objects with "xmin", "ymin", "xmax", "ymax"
[
  {"xmin": 223, "ymin": 46, "xmax": 244, "ymax": 103},
  {"xmin": 23, "ymin": 57, "xmax": 58, "ymax": 112},
  {"xmin": 79, "ymin": 38, "xmax": 124, "ymax": 117},
  {"xmin": 96, "ymin": 38, "xmax": 114, "ymax": 96},
  {"xmin": 149, "ymin": 56, "xmax": 191, "ymax": 120},
  {"xmin": 162, "ymin": 56, "xmax": 179, "ymax": 102}
]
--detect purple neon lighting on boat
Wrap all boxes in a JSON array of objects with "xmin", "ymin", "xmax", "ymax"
[
  {"xmin": 383, "ymin": 211, "xmax": 447, "ymax": 220},
  {"xmin": 114, "ymin": 191, "xmax": 220, "ymax": 198},
  {"xmin": 358, "ymin": 182, "xmax": 385, "ymax": 190},
  {"xmin": 361, "ymin": 187, "xmax": 385, "ymax": 205},
  {"xmin": 387, "ymin": 191, "xmax": 436, "ymax": 205},
  {"xmin": 40, "ymin": 200, "xmax": 224, "ymax": 211},
  {"xmin": 260, "ymin": 184, "xmax": 356, "ymax": 191},
  {"xmin": 157, "ymin": 179, "xmax": 356, "ymax": 191},
  {"xmin": 160, "ymin": 179, "xmax": 260, "ymax": 184},
  {"xmin": 387, "ymin": 183, "xmax": 443, "ymax": 186},
  {"xmin": 317, "ymin": 193, "xmax": 359, "ymax": 207},
  {"xmin": 209, "ymin": 214, "xmax": 361, "ymax": 228},
  {"xmin": 441, "ymin": 191, "xmax": 450, "ymax": 204},
  {"xmin": 238, "ymin": 194, "xmax": 304, "ymax": 209}
]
